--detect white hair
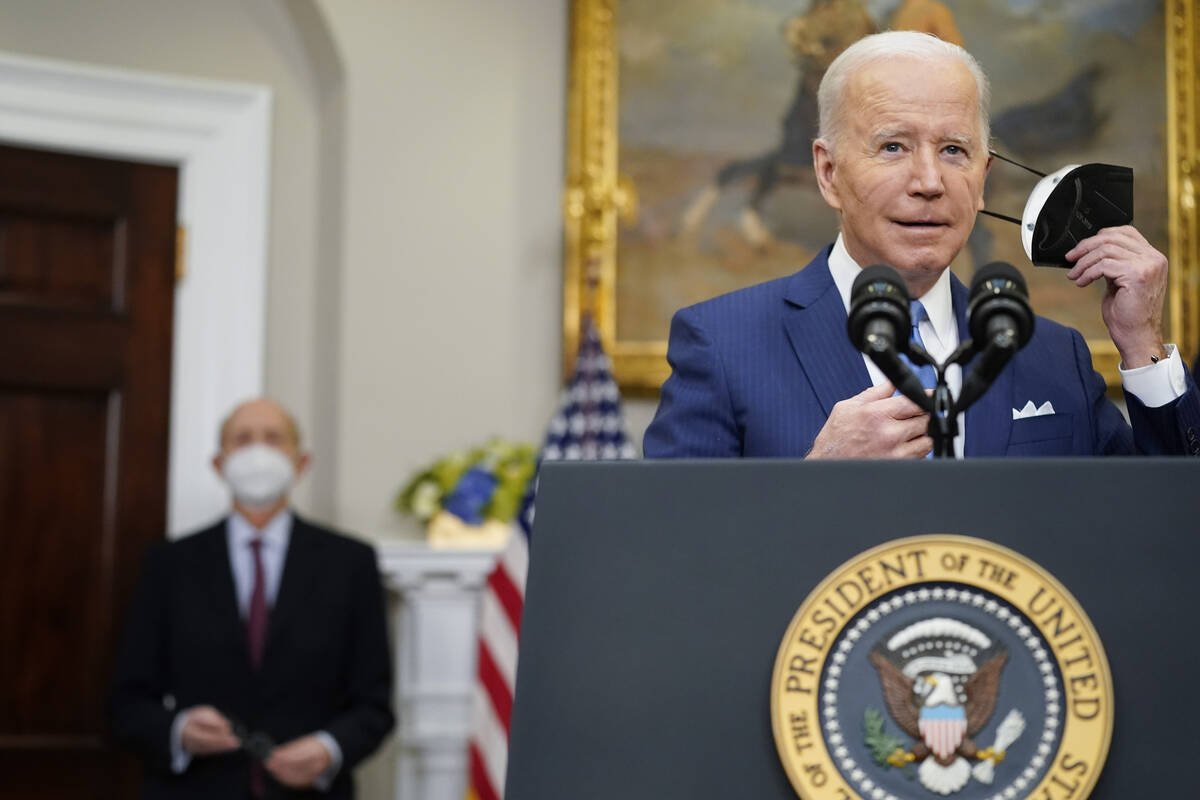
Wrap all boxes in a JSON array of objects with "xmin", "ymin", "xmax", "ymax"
[{"xmin": 817, "ymin": 31, "xmax": 991, "ymax": 150}]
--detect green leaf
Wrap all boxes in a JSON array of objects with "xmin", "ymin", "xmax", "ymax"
[{"xmin": 863, "ymin": 707, "xmax": 908, "ymax": 768}]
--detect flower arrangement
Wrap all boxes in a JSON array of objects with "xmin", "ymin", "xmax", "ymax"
[{"xmin": 395, "ymin": 438, "xmax": 536, "ymax": 547}]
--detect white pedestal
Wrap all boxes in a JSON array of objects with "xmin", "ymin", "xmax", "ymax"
[{"xmin": 377, "ymin": 541, "xmax": 500, "ymax": 800}]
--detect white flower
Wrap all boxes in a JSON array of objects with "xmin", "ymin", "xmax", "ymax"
[{"xmin": 411, "ymin": 480, "xmax": 442, "ymax": 520}]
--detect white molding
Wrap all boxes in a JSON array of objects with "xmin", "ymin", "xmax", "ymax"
[
  {"xmin": 377, "ymin": 541, "xmax": 502, "ymax": 800},
  {"xmin": 0, "ymin": 51, "xmax": 272, "ymax": 535},
  {"xmin": 378, "ymin": 541, "xmax": 501, "ymax": 591}
]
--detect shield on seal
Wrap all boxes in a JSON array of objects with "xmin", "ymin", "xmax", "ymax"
[{"xmin": 919, "ymin": 704, "xmax": 968, "ymax": 760}]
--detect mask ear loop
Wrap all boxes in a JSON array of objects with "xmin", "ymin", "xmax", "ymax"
[
  {"xmin": 978, "ymin": 208, "xmax": 1023, "ymax": 225},
  {"xmin": 988, "ymin": 150, "xmax": 1046, "ymax": 177},
  {"xmin": 979, "ymin": 150, "xmax": 1047, "ymax": 226}
]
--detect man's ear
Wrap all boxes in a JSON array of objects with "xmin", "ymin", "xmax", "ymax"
[
  {"xmin": 812, "ymin": 138, "xmax": 841, "ymax": 210},
  {"xmin": 212, "ymin": 454, "xmax": 224, "ymax": 475},
  {"xmin": 294, "ymin": 452, "xmax": 312, "ymax": 478},
  {"xmin": 978, "ymin": 152, "xmax": 994, "ymax": 211}
]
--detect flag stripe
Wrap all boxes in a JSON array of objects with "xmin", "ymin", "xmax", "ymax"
[
  {"xmin": 479, "ymin": 592, "xmax": 519, "ymax": 689},
  {"xmin": 471, "ymin": 683, "xmax": 509, "ymax": 795},
  {"xmin": 476, "ymin": 640, "xmax": 514, "ymax": 735},
  {"xmin": 487, "ymin": 562, "xmax": 524, "ymax": 634},
  {"xmin": 468, "ymin": 744, "xmax": 501, "ymax": 800},
  {"xmin": 498, "ymin": 530, "xmax": 529, "ymax": 593}
]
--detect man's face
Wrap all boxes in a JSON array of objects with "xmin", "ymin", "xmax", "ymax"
[
  {"xmin": 214, "ymin": 399, "xmax": 307, "ymax": 473},
  {"xmin": 813, "ymin": 56, "xmax": 991, "ymax": 293}
]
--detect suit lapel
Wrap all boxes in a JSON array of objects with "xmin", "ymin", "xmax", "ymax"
[
  {"xmin": 202, "ymin": 520, "xmax": 253, "ymax": 668},
  {"xmin": 781, "ymin": 250, "xmax": 872, "ymax": 416},
  {"xmin": 263, "ymin": 515, "xmax": 320, "ymax": 673},
  {"xmin": 957, "ymin": 275, "xmax": 1015, "ymax": 456}
]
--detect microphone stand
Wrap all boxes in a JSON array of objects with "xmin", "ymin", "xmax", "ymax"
[{"xmin": 899, "ymin": 339, "xmax": 986, "ymax": 459}]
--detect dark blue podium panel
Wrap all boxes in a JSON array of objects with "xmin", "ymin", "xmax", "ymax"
[{"xmin": 506, "ymin": 459, "xmax": 1200, "ymax": 799}]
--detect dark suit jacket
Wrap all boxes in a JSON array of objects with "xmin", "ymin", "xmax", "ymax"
[
  {"xmin": 645, "ymin": 247, "xmax": 1200, "ymax": 458},
  {"xmin": 109, "ymin": 515, "xmax": 394, "ymax": 799}
]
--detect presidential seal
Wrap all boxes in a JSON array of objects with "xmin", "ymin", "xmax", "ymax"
[{"xmin": 771, "ymin": 536, "xmax": 1112, "ymax": 800}]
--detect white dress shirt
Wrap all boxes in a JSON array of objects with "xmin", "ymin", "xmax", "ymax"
[
  {"xmin": 227, "ymin": 510, "xmax": 291, "ymax": 617},
  {"xmin": 825, "ymin": 234, "xmax": 1187, "ymax": 457}
]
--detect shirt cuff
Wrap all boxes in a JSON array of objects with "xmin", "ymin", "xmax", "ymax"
[
  {"xmin": 311, "ymin": 731, "xmax": 343, "ymax": 792},
  {"xmin": 1119, "ymin": 343, "xmax": 1187, "ymax": 408},
  {"xmin": 169, "ymin": 709, "xmax": 194, "ymax": 774}
]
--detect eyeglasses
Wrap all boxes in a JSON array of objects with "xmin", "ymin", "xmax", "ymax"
[{"xmin": 228, "ymin": 717, "xmax": 276, "ymax": 762}]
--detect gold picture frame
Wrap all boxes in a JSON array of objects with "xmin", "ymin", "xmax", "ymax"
[{"xmin": 563, "ymin": 0, "xmax": 1200, "ymax": 392}]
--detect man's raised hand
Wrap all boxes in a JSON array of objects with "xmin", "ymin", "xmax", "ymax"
[{"xmin": 808, "ymin": 383, "xmax": 932, "ymax": 459}]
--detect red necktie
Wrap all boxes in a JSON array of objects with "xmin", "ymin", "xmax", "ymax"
[
  {"xmin": 247, "ymin": 537, "xmax": 269, "ymax": 797},
  {"xmin": 247, "ymin": 537, "xmax": 269, "ymax": 670}
]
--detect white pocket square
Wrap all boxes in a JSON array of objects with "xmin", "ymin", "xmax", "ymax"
[{"xmin": 1012, "ymin": 400, "xmax": 1055, "ymax": 420}]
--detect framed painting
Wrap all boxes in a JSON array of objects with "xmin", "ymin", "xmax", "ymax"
[{"xmin": 563, "ymin": 0, "xmax": 1200, "ymax": 392}]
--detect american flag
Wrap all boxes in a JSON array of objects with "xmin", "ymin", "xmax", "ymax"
[{"xmin": 466, "ymin": 315, "xmax": 637, "ymax": 800}]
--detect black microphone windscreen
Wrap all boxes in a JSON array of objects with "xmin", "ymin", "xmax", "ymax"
[
  {"xmin": 847, "ymin": 264, "xmax": 910, "ymax": 354},
  {"xmin": 852, "ymin": 264, "xmax": 909, "ymax": 300},
  {"xmin": 970, "ymin": 261, "xmax": 1028, "ymax": 298},
  {"xmin": 967, "ymin": 260, "xmax": 1035, "ymax": 349}
]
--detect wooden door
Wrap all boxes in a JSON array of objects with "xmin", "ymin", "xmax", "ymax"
[{"xmin": 0, "ymin": 144, "xmax": 177, "ymax": 798}]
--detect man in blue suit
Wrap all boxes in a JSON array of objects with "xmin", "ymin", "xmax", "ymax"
[{"xmin": 645, "ymin": 31, "xmax": 1200, "ymax": 459}]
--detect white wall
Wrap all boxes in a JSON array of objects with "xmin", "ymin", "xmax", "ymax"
[
  {"xmin": 0, "ymin": 0, "xmax": 576, "ymax": 539},
  {"xmin": 314, "ymin": 0, "xmax": 567, "ymax": 537}
]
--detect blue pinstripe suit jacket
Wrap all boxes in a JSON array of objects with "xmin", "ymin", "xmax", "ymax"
[{"xmin": 644, "ymin": 247, "xmax": 1200, "ymax": 458}]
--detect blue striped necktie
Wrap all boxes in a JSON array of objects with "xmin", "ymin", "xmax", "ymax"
[
  {"xmin": 901, "ymin": 300, "xmax": 937, "ymax": 391},
  {"xmin": 902, "ymin": 300, "xmax": 939, "ymax": 458}
]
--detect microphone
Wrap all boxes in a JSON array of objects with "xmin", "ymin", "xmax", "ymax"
[
  {"xmin": 847, "ymin": 265, "xmax": 932, "ymax": 410},
  {"xmin": 848, "ymin": 265, "xmax": 909, "ymax": 352},
  {"xmin": 967, "ymin": 261, "xmax": 1034, "ymax": 349},
  {"xmin": 958, "ymin": 262, "xmax": 1035, "ymax": 408}
]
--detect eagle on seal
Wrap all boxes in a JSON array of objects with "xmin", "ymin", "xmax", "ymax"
[{"xmin": 869, "ymin": 636, "xmax": 1008, "ymax": 794}]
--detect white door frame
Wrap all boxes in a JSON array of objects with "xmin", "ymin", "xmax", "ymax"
[{"xmin": 0, "ymin": 51, "xmax": 272, "ymax": 535}]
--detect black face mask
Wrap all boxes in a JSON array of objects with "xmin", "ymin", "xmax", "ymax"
[{"xmin": 979, "ymin": 153, "xmax": 1134, "ymax": 268}]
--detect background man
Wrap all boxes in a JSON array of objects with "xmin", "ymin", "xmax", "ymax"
[
  {"xmin": 110, "ymin": 399, "xmax": 394, "ymax": 798},
  {"xmin": 645, "ymin": 31, "xmax": 1200, "ymax": 459}
]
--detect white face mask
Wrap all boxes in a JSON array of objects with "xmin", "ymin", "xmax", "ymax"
[{"xmin": 221, "ymin": 443, "xmax": 296, "ymax": 509}]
